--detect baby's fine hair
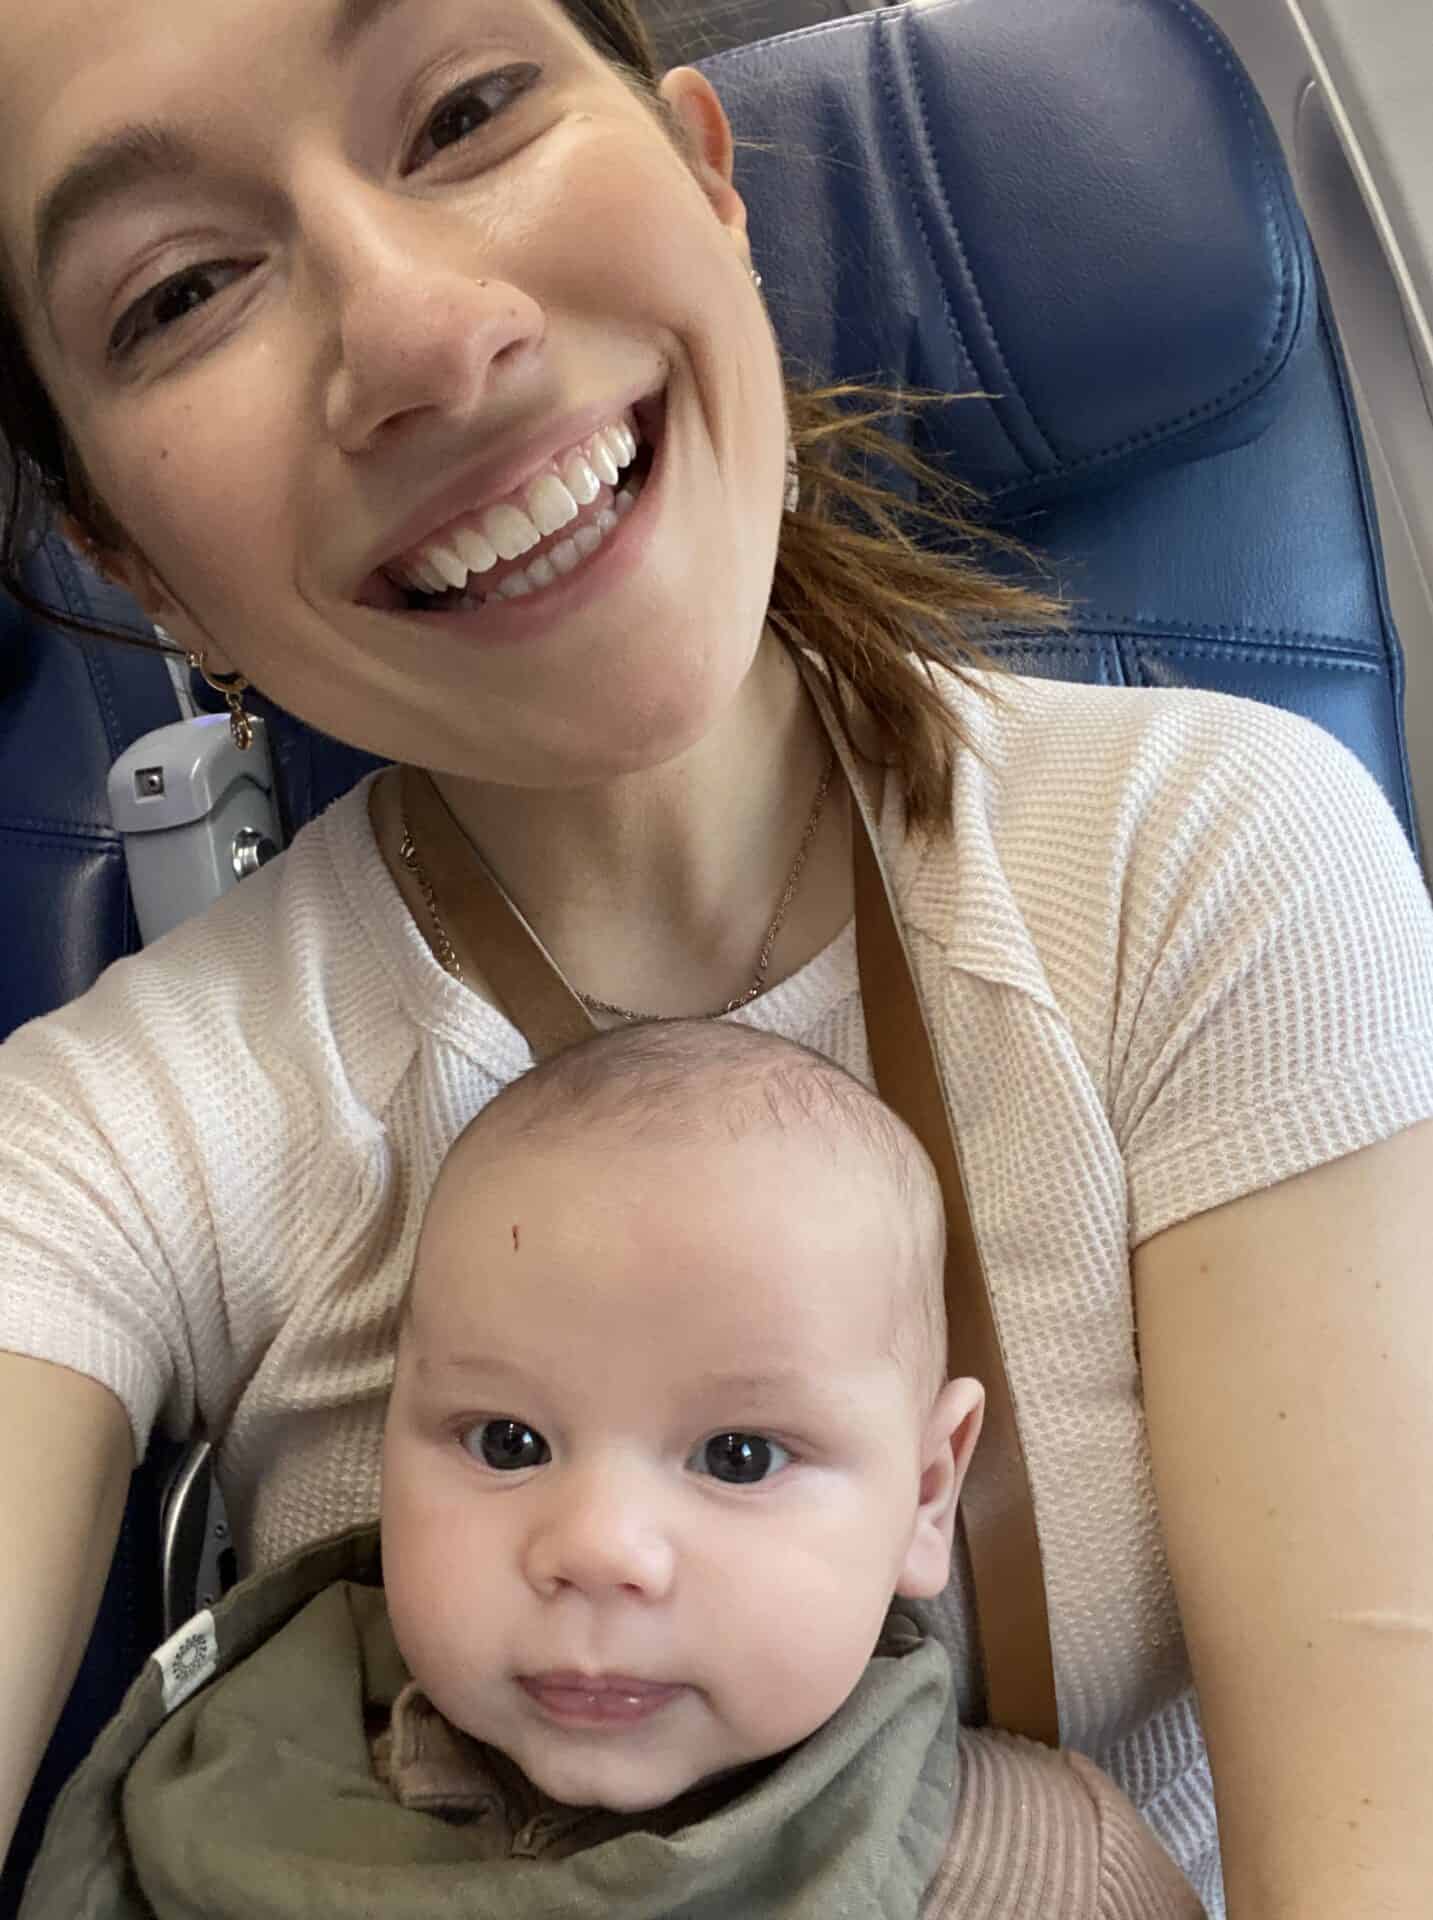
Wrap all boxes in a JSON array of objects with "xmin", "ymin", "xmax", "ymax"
[{"xmin": 407, "ymin": 1020, "xmax": 949, "ymax": 1403}]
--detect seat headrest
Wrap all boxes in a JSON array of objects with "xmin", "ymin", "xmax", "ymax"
[{"xmin": 701, "ymin": 0, "xmax": 1316, "ymax": 516}]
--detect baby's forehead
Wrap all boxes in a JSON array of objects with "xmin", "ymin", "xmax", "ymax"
[
  {"xmin": 425, "ymin": 1115, "xmax": 913, "ymax": 1265},
  {"xmin": 412, "ymin": 1132, "xmax": 930, "ymax": 1376},
  {"xmin": 410, "ymin": 1032, "xmax": 945, "ymax": 1399},
  {"xmin": 439, "ymin": 1091, "xmax": 914, "ymax": 1202}
]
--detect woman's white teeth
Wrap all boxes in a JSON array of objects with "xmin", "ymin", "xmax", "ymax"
[
  {"xmin": 526, "ymin": 474, "xmax": 577, "ymax": 537},
  {"xmin": 483, "ymin": 503, "xmax": 542, "ymax": 561},
  {"xmin": 587, "ymin": 437, "xmax": 620, "ymax": 488},
  {"xmin": 480, "ymin": 484, "xmax": 640, "ymax": 603},
  {"xmin": 393, "ymin": 418, "xmax": 644, "ymax": 604},
  {"xmin": 562, "ymin": 453, "xmax": 601, "ymax": 506},
  {"xmin": 453, "ymin": 527, "xmax": 499, "ymax": 574},
  {"xmin": 427, "ymin": 545, "xmax": 470, "ymax": 590}
]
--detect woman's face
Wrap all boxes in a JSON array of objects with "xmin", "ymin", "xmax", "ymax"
[{"xmin": 0, "ymin": 0, "xmax": 789, "ymax": 783}]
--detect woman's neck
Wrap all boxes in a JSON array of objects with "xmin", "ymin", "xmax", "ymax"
[{"xmin": 377, "ymin": 638, "xmax": 855, "ymax": 1019}]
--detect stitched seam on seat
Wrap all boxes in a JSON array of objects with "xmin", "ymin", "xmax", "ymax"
[
  {"xmin": 995, "ymin": 630, "xmax": 1381, "ymax": 673},
  {"xmin": 1055, "ymin": 612, "xmax": 1385, "ymax": 654},
  {"xmin": 973, "ymin": 0, "xmax": 1298, "ymax": 493},
  {"xmin": 1135, "ymin": 642, "xmax": 1378, "ymax": 673},
  {"xmin": 0, "ymin": 816, "xmax": 123, "ymax": 845},
  {"xmin": 714, "ymin": 0, "xmax": 1303, "ymax": 492},
  {"xmin": 896, "ymin": 11, "xmax": 1058, "ymax": 464},
  {"xmin": 874, "ymin": 12, "xmax": 1031, "ymax": 477}
]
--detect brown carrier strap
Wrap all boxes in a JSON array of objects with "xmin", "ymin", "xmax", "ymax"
[
  {"xmin": 398, "ymin": 666, "xmax": 1058, "ymax": 1743},
  {"xmin": 403, "ymin": 764, "xmax": 595, "ymax": 1061},
  {"xmin": 792, "ymin": 659, "xmax": 1057, "ymax": 1745}
]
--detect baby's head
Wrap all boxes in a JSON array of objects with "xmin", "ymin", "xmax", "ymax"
[{"xmin": 382, "ymin": 1021, "xmax": 982, "ymax": 1813}]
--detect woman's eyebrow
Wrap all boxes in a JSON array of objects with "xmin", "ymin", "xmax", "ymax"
[
  {"xmin": 32, "ymin": 0, "xmax": 416, "ymax": 305},
  {"xmin": 34, "ymin": 125, "xmax": 198, "ymax": 303},
  {"xmin": 329, "ymin": 0, "xmax": 413, "ymax": 60}
]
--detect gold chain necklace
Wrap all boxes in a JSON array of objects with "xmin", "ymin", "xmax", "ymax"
[{"xmin": 399, "ymin": 746, "xmax": 837, "ymax": 1024}]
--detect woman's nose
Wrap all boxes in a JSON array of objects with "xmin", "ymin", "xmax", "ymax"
[
  {"xmin": 523, "ymin": 1468, "xmax": 677, "ymax": 1602},
  {"xmin": 312, "ymin": 184, "xmax": 546, "ymax": 453}
]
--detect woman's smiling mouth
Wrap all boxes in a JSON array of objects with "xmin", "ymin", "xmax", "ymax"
[{"xmin": 356, "ymin": 388, "xmax": 664, "ymax": 622}]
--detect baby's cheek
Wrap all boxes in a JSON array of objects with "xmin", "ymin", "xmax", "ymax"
[
  {"xmin": 382, "ymin": 1455, "xmax": 477, "ymax": 1674},
  {"xmin": 384, "ymin": 1533, "xmax": 497, "ymax": 1734},
  {"xmin": 714, "ymin": 1563, "xmax": 881, "ymax": 1756}
]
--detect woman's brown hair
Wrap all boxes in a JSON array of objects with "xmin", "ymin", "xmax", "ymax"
[{"xmin": 0, "ymin": 0, "xmax": 1062, "ymax": 835}]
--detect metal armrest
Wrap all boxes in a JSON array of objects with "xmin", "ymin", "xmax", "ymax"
[{"xmin": 159, "ymin": 1438, "xmax": 236, "ymax": 1639}]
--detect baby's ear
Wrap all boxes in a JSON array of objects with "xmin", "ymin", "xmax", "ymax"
[{"xmin": 894, "ymin": 1378, "xmax": 984, "ymax": 1600}]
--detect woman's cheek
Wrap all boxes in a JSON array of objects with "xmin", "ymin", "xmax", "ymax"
[{"xmin": 82, "ymin": 380, "xmax": 298, "ymax": 615}]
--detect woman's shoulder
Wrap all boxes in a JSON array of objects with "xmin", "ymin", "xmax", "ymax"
[
  {"xmin": 902, "ymin": 661, "xmax": 1428, "ymax": 1015},
  {"xmin": 926, "ymin": 661, "xmax": 1411, "ymax": 895},
  {"xmin": 941, "ymin": 660, "xmax": 1373, "ymax": 796}
]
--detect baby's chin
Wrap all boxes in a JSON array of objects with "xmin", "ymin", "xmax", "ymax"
[{"xmin": 515, "ymin": 1741, "xmax": 763, "ymax": 1815}]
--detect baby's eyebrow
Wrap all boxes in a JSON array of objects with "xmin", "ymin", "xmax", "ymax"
[
  {"xmin": 694, "ymin": 1368, "xmax": 813, "ymax": 1397},
  {"xmin": 416, "ymin": 1350, "xmax": 525, "ymax": 1379}
]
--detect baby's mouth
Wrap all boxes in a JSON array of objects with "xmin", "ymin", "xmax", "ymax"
[{"xmin": 519, "ymin": 1672, "xmax": 686, "ymax": 1725}]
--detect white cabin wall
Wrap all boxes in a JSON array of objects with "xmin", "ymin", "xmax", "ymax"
[{"xmin": 1196, "ymin": 0, "xmax": 1433, "ymax": 877}]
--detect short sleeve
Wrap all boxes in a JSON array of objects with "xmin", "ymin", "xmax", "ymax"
[
  {"xmin": 1112, "ymin": 708, "xmax": 1433, "ymax": 1249},
  {"xmin": 0, "ymin": 1030, "xmax": 201, "ymax": 1462}
]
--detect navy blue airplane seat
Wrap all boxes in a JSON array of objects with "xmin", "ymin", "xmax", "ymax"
[{"xmin": 2, "ymin": 0, "xmax": 1423, "ymax": 1900}]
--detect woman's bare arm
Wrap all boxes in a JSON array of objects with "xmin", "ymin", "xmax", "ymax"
[
  {"xmin": 0, "ymin": 1352, "xmax": 133, "ymax": 1868},
  {"xmin": 1135, "ymin": 1115, "xmax": 1433, "ymax": 1919}
]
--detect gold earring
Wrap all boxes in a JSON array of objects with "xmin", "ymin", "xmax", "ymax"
[{"xmin": 187, "ymin": 651, "xmax": 255, "ymax": 753}]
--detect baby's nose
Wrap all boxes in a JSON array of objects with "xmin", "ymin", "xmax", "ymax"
[{"xmin": 522, "ymin": 1467, "xmax": 677, "ymax": 1600}]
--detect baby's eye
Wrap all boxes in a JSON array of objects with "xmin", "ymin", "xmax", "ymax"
[
  {"xmin": 690, "ymin": 1433, "xmax": 791, "ymax": 1485},
  {"xmin": 463, "ymin": 1418, "xmax": 551, "ymax": 1471}
]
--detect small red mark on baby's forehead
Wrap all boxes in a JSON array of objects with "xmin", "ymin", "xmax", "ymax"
[{"xmin": 512, "ymin": 1223, "xmax": 520, "ymax": 1253}]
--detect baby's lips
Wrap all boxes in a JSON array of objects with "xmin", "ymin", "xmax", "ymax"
[{"xmin": 518, "ymin": 1672, "xmax": 686, "ymax": 1723}]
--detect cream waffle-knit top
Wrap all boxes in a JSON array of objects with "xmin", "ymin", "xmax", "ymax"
[{"xmin": 4, "ymin": 669, "xmax": 1433, "ymax": 1913}]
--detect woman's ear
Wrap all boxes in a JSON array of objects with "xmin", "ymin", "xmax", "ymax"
[
  {"xmin": 895, "ymin": 1377, "xmax": 985, "ymax": 1600},
  {"xmin": 59, "ymin": 511, "xmax": 163, "ymax": 610},
  {"xmin": 57, "ymin": 511, "xmax": 239, "ymax": 672},
  {"xmin": 657, "ymin": 67, "xmax": 749, "ymax": 251}
]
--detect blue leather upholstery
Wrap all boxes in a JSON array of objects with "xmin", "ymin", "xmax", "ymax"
[
  {"xmin": 1, "ymin": 0, "xmax": 1422, "ymax": 1900},
  {"xmin": 0, "ymin": 552, "xmax": 181, "ymax": 1914},
  {"xmin": 0, "ymin": 544, "xmax": 177, "ymax": 1034},
  {"xmin": 162, "ymin": 0, "xmax": 1422, "ymax": 839},
  {"xmin": 711, "ymin": 0, "xmax": 1417, "ymax": 839}
]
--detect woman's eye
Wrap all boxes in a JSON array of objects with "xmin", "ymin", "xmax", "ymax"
[
  {"xmin": 109, "ymin": 260, "xmax": 249, "ymax": 359},
  {"xmin": 408, "ymin": 62, "xmax": 542, "ymax": 170},
  {"xmin": 692, "ymin": 1433, "xmax": 791, "ymax": 1485},
  {"xmin": 464, "ymin": 1417, "xmax": 551, "ymax": 1472}
]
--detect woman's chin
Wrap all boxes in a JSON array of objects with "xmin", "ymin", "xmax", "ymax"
[{"xmin": 521, "ymin": 638, "xmax": 769, "ymax": 787}]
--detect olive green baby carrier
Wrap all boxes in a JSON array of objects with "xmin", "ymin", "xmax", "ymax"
[{"xmin": 19, "ymin": 1524, "xmax": 959, "ymax": 1919}]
